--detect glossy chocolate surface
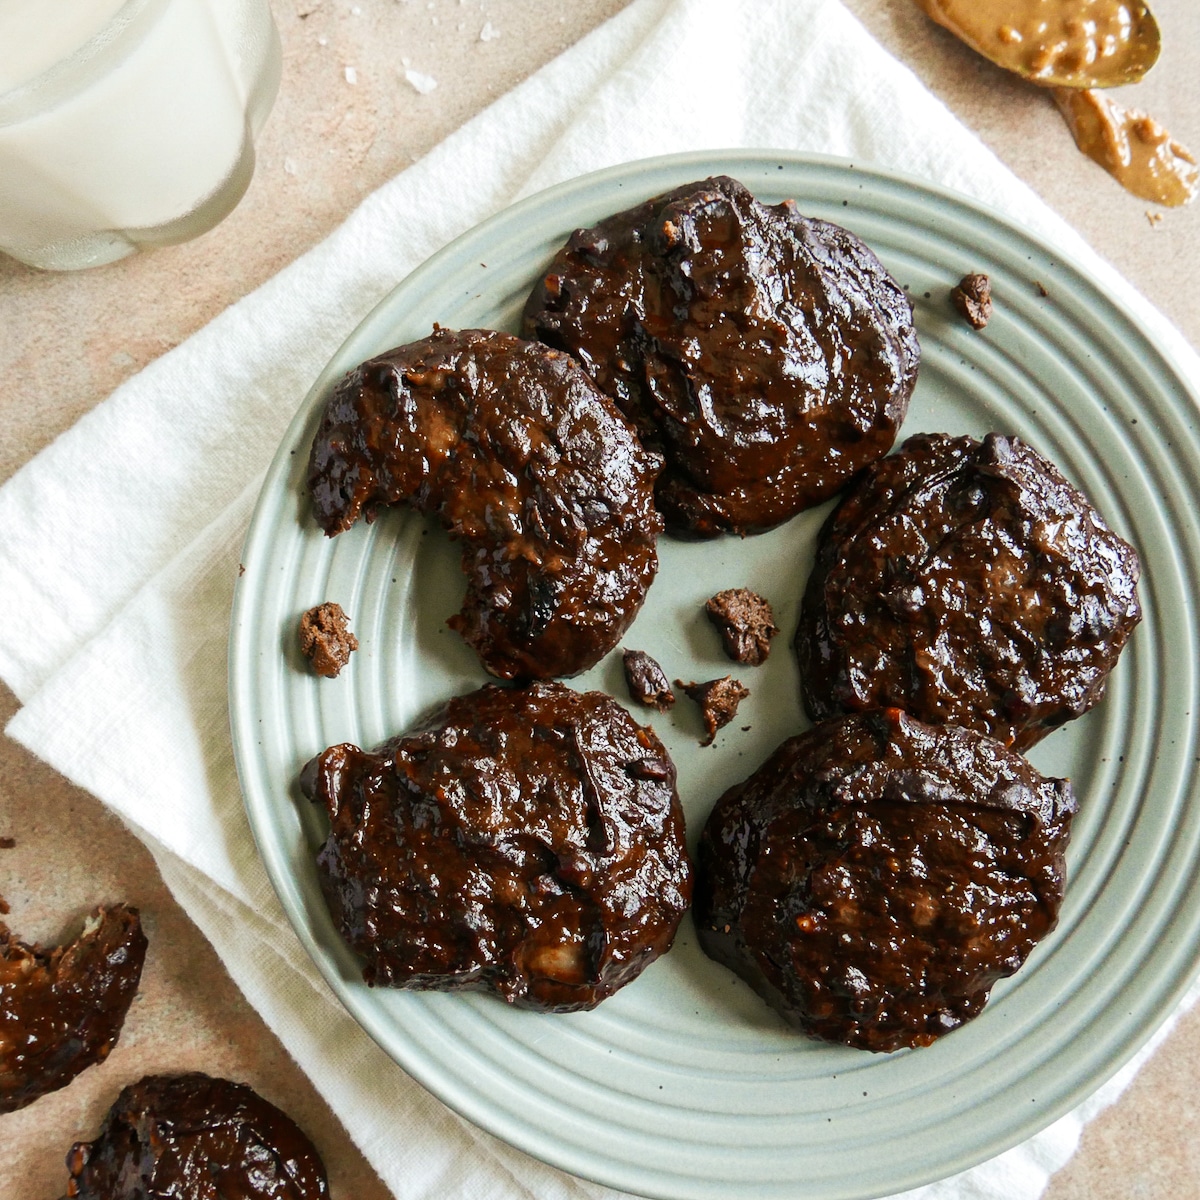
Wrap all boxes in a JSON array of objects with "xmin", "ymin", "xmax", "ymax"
[
  {"xmin": 695, "ymin": 709, "xmax": 1076, "ymax": 1052},
  {"xmin": 307, "ymin": 327, "xmax": 662, "ymax": 680},
  {"xmin": 798, "ymin": 432, "xmax": 1142, "ymax": 750},
  {"xmin": 1, "ymin": 905, "xmax": 146, "ymax": 1114},
  {"xmin": 63, "ymin": 1072, "xmax": 329, "ymax": 1199},
  {"xmin": 303, "ymin": 682, "xmax": 692, "ymax": 1011},
  {"xmin": 523, "ymin": 175, "xmax": 918, "ymax": 536}
]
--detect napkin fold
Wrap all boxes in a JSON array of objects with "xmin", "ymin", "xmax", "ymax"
[{"xmin": 4, "ymin": 0, "xmax": 1200, "ymax": 1197}]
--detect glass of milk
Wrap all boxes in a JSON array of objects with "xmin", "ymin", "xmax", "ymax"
[{"xmin": 0, "ymin": 0, "xmax": 281, "ymax": 270}]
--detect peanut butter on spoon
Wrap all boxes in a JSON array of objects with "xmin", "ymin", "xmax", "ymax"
[
  {"xmin": 914, "ymin": 0, "xmax": 1160, "ymax": 88},
  {"xmin": 1055, "ymin": 87, "xmax": 1199, "ymax": 207}
]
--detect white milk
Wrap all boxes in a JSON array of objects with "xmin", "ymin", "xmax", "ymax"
[
  {"xmin": 0, "ymin": 0, "xmax": 280, "ymax": 269},
  {"xmin": 0, "ymin": 0, "xmax": 128, "ymax": 91}
]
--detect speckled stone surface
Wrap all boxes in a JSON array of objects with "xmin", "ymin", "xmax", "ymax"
[{"xmin": 2, "ymin": 1, "xmax": 1198, "ymax": 1197}]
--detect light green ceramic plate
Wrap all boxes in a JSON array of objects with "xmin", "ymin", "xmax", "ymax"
[{"xmin": 230, "ymin": 151, "xmax": 1200, "ymax": 1200}]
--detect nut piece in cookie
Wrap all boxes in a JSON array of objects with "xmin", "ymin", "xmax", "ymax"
[
  {"xmin": 1, "ymin": 905, "xmax": 147, "ymax": 1113},
  {"xmin": 705, "ymin": 588, "xmax": 779, "ymax": 665},
  {"xmin": 302, "ymin": 682, "xmax": 692, "ymax": 1011},
  {"xmin": 951, "ymin": 273, "xmax": 993, "ymax": 329},
  {"xmin": 622, "ymin": 649, "xmax": 675, "ymax": 711},
  {"xmin": 524, "ymin": 175, "xmax": 919, "ymax": 536},
  {"xmin": 797, "ymin": 432, "xmax": 1142, "ymax": 750},
  {"xmin": 695, "ymin": 709, "xmax": 1076, "ymax": 1052},
  {"xmin": 308, "ymin": 328, "xmax": 662, "ymax": 680},
  {"xmin": 298, "ymin": 602, "xmax": 358, "ymax": 678},
  {"xmin": 64, "ymin": 1072, "xmax": 329, "ymax": 1199},
  {"xmin": 677, "ymin": 676, "xmax": 750, "ymax": 745}
]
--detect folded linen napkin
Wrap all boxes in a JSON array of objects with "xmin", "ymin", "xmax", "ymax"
[{"xmin": 3, "ymin": 0, "xmax": 1200, "ymax": 1196}]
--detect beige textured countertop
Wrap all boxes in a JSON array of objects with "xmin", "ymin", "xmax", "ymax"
[{"xmin": 2, "ymin": 1, "xmax": 1198, "ymax": 1196}]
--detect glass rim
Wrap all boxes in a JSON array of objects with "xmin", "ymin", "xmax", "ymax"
[{"xmin": 0, "ymin": 0, "xmax": 166, "ymax": 126}]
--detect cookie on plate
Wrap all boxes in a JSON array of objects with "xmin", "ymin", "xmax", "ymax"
[
  {"xmin": 797, "ymin": 431, "xmax": 1142, "ymax": 749},
  {"xmin": 303, "ymin": 682, "xmax": 692, "ymax": 1012},
  {"xmin": 523, "ymin": 175, "xmax": 919, "ymax": 536},
  {"xmin": 308, "ymin": 327, "xmax": 662, "ymax": 680},
  {"xmin": 695, "ymin": 708, "xmax": 1076, "ymax": 1052}
]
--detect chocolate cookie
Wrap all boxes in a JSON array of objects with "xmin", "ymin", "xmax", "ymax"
[
  {"xmin": 302, "ymin": 682, "xmax": 692, "ymax": 1011},
  {"xmin": 1, "ymin": 904, "xmax": 146, "ymax": 1113},
  {"xmin": 797, "ymin": 432, "xmax": 1142, "ymax": 750},
  {"xmin": 307, "ymin": 327, "xmax": 662, "ymax": 680},
  {"xmin": 63, "ymin": 1072, "xmax": 328, "ymax": 1199},
  {"xmin": 523, "ymin": 175, "xmax": 918, "ymax": 536},
  {"xmin": 695, "ymin": 709, "xmax": 1076, "ymax": 1052}
]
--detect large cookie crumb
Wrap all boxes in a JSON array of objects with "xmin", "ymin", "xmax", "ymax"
[
  {"xmin": 705, "ymin": 588, "xmax": 779, "ymax": 665},
  {"xmin": 299, "ymin": 602, "xmax": 358, "ymax": 678},
  {"xmin": 676, "ymin": 676, "xmax": 751, "ymax": 745},
  {"xmin": 622, "ymin": 649, "xmax": 675, "ymax": 711},
  {"xmin": 951, "ymin": 273, "xmax": 993, "ymax": 330}
]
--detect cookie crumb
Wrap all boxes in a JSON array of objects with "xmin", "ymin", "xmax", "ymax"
[
  {"xmin": 705, "ymin": 588, "xmax": 779, "ymax": 665},
  {"xmin": 676, "ymin": 676, "xmax": 750, "ymax": 745},
  {"xmin": 1034, "ymin": 280, "xmax": 1049, "ymax": 298},
  {"xmin": 951, "ymin": 273, "xmax": 993, "ymax": 329},
  {"xmin": 1146, "ymin": 210, "xmax": 1164, "ymax": 228},
  {"xmin": 299, "ymin": 603, "xmax": 358, "ymax": 678},
  {"xmin": 622, "ymin": 649, "xmax": 675, "ymax": 711}
]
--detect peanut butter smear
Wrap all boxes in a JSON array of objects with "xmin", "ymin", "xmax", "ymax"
[
  {"xmin": 914, "ymin": 0, "xmax": 1160, "ymax": 88},
  {"xmin": 1055, "ymin": 87, "xmax": 1199, "ymax": 206}
]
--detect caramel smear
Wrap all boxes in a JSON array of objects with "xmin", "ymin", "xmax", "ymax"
[
  {"xmin": 914, "ymin": 0, "xmax": 1160, "ymax": 88},
  {"xmin": 1055, "ymin": 87, "xmax": 1198, "ymax": 207}
]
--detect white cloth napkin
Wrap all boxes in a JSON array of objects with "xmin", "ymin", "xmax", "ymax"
[{"xmin": 4, "ymin": 0, "xmax": 1200, "ymax": 1196}]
